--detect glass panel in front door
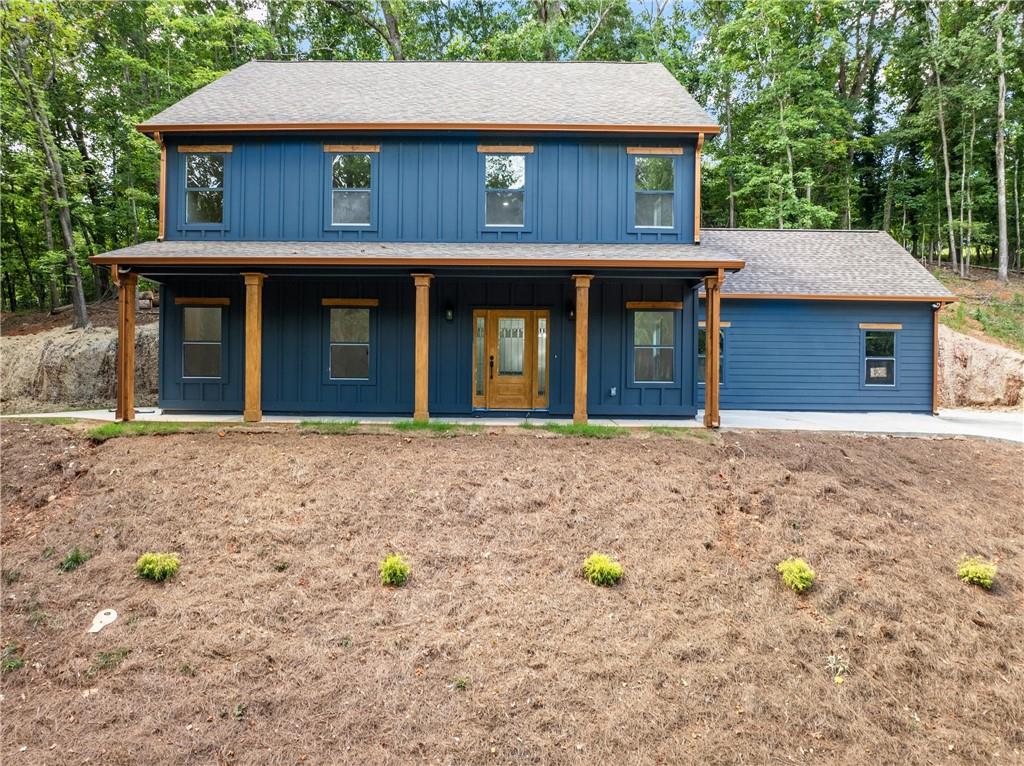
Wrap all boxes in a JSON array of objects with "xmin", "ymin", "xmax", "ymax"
[{"xmin": 497, "ymin": 318, "xmax": 526, "ymax": 375}]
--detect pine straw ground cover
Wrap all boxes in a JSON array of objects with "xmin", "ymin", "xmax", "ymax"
[{"xmin": 0, "ymin": 422, "xmax": 1021, "ymax": 765}]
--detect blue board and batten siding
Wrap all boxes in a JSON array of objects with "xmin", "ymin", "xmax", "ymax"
[
  {"xmin": 696, "ymin": 299, "xmax": 935, "ymax": 412},
  {"xmin": 164, "ymin": 135, "xmax": 697, "ymax": 244}
]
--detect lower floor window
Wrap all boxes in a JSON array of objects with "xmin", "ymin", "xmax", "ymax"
[
  {"xmin": 182, "ymin": 306, "xmax": 222, "ymax": 378},
  {"xmin": 864, "ymin": 330, "xmax": 896, "ymax": 385},
  {"xmin": 633, "ymin": 310, "xmax": 676, "ymax": 383},
  {"xmin": 330, "ymin": 307, "xmax": 370, "ymax": 379},
  {"xmin": 697, "ymin": 328, "xmax": 724, "ymax": 384}
]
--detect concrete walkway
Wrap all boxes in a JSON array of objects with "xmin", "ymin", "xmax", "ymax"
[{"xmin": 5, "ymin": 407, "xmax": 1022, "ymax": 443}]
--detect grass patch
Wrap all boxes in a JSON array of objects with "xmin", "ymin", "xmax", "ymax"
[
  {"xmin": 522, "ymin": 422, "xmax": 628, "ymax": 438},
  {"xmin": 391, "ymin": 420, "xmax": 481, "ymax": 434},
  {"xmin": 2, "ymin": 568, "xmax": 21, "ymax": 586},
  {"xmin": 936, "ymin": 270, "xmax": 1024, "ymax": 351},
  {"xmin": 135, "ymin": 552, "xmax": 180, "ymax": 582},
  {"xmin": 582, "ymin": 552, "xmax": 624, "ymax": 586},
  {"xmin": 647, "ymin": 425, "xmax": 716, "ymax": 442},
  {"xmin": 776, "ymin": 557, "xmax": 816, "ymax": 594},
  {"xmin": 379, "ymin": 553, "xmax": 410, "ymax": 587},
  {"xmin": 957, "ymin": 556, "xmax": 997, "ymax": 589},
  {"xmin": 298, "ymin": 419, "xmax": 360, "ymax": 434},
  {"xmin": 1, "ymin": 645, "xmax": 24, "ymax": 674},
  {"xmin": 86, "ymin": 648, "xmax": 130, "ymax": 678},
  {"xmin": 87, "ymin": 421, "xmax": 224, "ymax": 443},
  {"xmin": 6, "ymin": 416, "xmax": 80, "ymax": 426},
  {"xmin": 58, "ymin": 547, "xmax": 91, "ymax": 573}
]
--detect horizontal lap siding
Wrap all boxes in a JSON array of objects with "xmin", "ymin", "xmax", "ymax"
[
  {"xmin": 696, "ymin": 300, "xmax": 935, "ymax": 412},
  {"xmin": 165, "ymin": 135, "xmax": 696, "ymax": 244}
]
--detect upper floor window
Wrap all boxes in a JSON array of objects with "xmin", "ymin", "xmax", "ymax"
[
  {"xmin": 633, "ymin": 155, "xmax": 675, "ymax": 228},
  {"xmin": 484, "ymin": 154, "xmax": 525, "ymax": 227},
  {"xmin": 332, "ymin": 153, "xmax": 373, "ymax": 226},
  {"xmin": 863, "ymin": 329, "xmax": 897, "ymax": 386},
  {"xmin": 185, "ymin": 153, "xmax": 224, "ymax": 225}
]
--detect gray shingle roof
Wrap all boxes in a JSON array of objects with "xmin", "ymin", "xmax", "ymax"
[
  {"xmin": 90, "ymin": 240, "xmax": 741, "ymax": 270},
  {"xmin": 701, "ymin": 229, "xmax": 954, "ymax": 299},
  {"xmin": 139, "ymin": 61, "xmax": 717, "ymax": 132}
]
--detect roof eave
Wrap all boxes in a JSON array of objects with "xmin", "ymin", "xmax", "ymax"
[{"xmin": 136, "ymin": 121, "xmax": 722, "ymax": 137}]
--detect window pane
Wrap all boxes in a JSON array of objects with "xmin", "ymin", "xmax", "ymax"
[
  {"xmin": 865, "ymin": 331, "xmax": 895, "ymax": 357},
  {"xmin": 697, "ymin": 327, "xmax": 707, "ymax": 355},
  {"xmin": 696, "ymin": 353, "xmax": 706, "ymax": 382},
  {"xmin": 330, "ymin": 308, "xmax": 369, "ymax": 343},
  {"xmin": 475, "ymin": 316, "xmax": 486, "ymax": 396},
  {"xmin": 634, "ymin": 311, "xmax": 674, "ymax": 346},
  {"xmin": 634, "ymin": 347, "xmax": 674, "ymax": 382},
  {"xmin": 485, "ymin": 154, "xmax": 525, "ymax": 190},
  {"xmin": 332, "ymin": 154, "xmax": 371, "ymax": 189},
  {"xmin": 183, "ymin": 307, "xmax": 221, "ymax": 342},
  {"xmin": 635, "ymin": 156, "xmax": 674, "ymax": 191},
  {"xmin": 537, "ymin": 317, "xmax": 547, "ymax": 396},
  {"xmin": 186, "ymin": 154, "xmax": 223, "ymax": 188},
  {"xmin": 186, "ymin": 190, "xmax": 223, "ymax": 224},
  {"xmin": 497, "ymin": 317, "xmax": 525, "ymax": 375},
  {"xmin": 332, "ymin": 190, "xmax": 371, "ymax": 225},
  {"xmin": 635, "ymin": 192, "xmax": 674, "ymax": 227},
  {"xmin": 697, "ymin": 328, "xmax": 724, "ymax": 384},
  {"xmin": 485, "ymin": 190, "xmax": 524, "ymax": 226},
  {"xmin": 183, "ymin": 343, "xmax": 220, "ymax": 378},
  {"xmin": 865, "ymin": 358, "xmax": 895, "ymax": 385},
  {"xmin": 331, "ymin": 344, "xmax": 369, "ymax": 379}
]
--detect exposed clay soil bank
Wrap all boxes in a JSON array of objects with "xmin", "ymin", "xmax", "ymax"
[
  {"xmin": 1, "ymin": 424, "xmax": 1021, "ymax": 765},
  {"xmin": 938, "ymin": 325, "xmax": 1024, "ymax": 407}
]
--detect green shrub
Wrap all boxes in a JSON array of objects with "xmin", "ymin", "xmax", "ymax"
[
  {"xmin": 58, "ymin": 547, "xmax": 91, "ymax": 572},
  {"xmin": 582, "ymin": 552, "xmax": 624, "ymax": 586},
  {"xmin": 135, "ymin": 552, "xmax": 180, "ymax": 582},
  {"xmin": 776, "ymin": 557, "xmax": 816, "ymax": 593},
  {"xmin": 379, "ymin": 553, "xmax": 410, "ymax": 587},
  {"xmin": 957, "ymin": 556, "xmax": 996, "ymax": 589}
]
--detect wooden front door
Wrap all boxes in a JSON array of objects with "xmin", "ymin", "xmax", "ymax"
[{"xmin": 472, "ymin": 309, "xmax": 549, "ymax": 410}]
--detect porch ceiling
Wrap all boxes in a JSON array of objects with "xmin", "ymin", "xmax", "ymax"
[{"xmin": 88, "ymin": 240, "xmax": 744, "ymax": 272}]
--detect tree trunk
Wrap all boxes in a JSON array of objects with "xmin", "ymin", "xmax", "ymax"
[
  {"xmin": 5, "ymin": 37, "xmax": 90, "ymax": 329},
  {"xmin": 929, "ymin": 16, "xmax": 958, "ymax": 271},
  {"xmin": 4, "ymin": 194, "xmax": 48, "ymax": 310},
  {"xmin": 995, "ymin": 5, "xmax": 1009, "ymax": 282},
  {"xmin": 1014, "ymin": 153, "xmax": 1021, "ymax": 272},
  {"xmin": 725, "ymin": 84, "xmax": 735, "ymax": 227}
]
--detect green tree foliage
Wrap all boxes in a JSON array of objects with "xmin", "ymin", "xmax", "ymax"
[{"xmin": 2, "ymin": 0, "xmax": 1021, "ymax": 315}]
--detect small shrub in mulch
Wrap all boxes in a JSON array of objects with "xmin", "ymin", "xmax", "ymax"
[
  {"xmin": 379, "ymin": 553, "xmax": 410, "ymax": 587},
  {"xmin": 58, "ymin": 547, "xmax": 91, "ymax": 573},
  {"xmin": 957, "ymin": 556, "xmax": 997, "ymax": 589},
  {"xmin": 582, "ymin": 552, "xmax": 624, "ymax": 586},
  {"xmin": 776, "ymin": 557, "xmax": 815, "ymax": 593},
  {"xmin": 135, "ymin": 553, "xmax": 180, "ymax": 582}
]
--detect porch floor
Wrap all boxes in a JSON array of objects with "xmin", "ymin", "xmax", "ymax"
[{"xmin": 5, "ymin": 408, "xmax": 1021, "ymax": 443}]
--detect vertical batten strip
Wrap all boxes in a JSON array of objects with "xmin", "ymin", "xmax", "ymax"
[
  {"xmin": 242, "ymin": 272, "xmax": 265, "ymax": 422},
  {"xmin": 412, "ymin": 273, "xmax": 433, "ymax": 421},
  {"xmin": 572, "ymin": 274, "xmax": 593, "ymax": 425}
]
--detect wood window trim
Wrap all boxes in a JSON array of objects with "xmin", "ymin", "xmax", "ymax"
[
  {"xmin": 698, "ymin": 320, "xmax": 731, "ymax": 328},
  {"xmin": 323, "ymin": 144, "xmax": 380, "ymax": 153},
  {"xmin": 177, "ymin": 145, "xmax": 233, "ymax": 153},
  {"xmin": 477, "ymin": 144, "xmax": 534, "ymax": 154},
  {"xmin": 859, "ymin": 322, "xmax": 903, "ymax": 330},
  {"xmin": 321, "ymin": 298, "xmax": 380, "ymax": 307},
  {"xmin": 626, "ymin": 300, "xmax": 683, "ymax": 310},
  {"xmin": 626, "ymin": 146, "xmax": 684, "ymax": 155},
  {"xmin": 174, "ymin": 297, "xmax": 230, "ymax": 306}
]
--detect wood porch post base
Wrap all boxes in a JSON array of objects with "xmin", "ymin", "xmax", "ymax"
[
  {"xmin": 115, "ymin": 271, "xmax": 138, "ymax": 422},
  {"xmin": 703, "ymin": 272, "xmax": 722, "ymax": 429},
  {"xmin": 242, "ymin": 272, "xmax": 265, "ymax": 423},
  {"xmin": 412, "ymin": 273, "xmax": 433, "ymax": 421},
  {"xmin": 572, "ymin": 274, "xmax": 593, "ymax": 425}
]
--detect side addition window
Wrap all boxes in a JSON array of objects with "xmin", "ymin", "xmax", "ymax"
[
  {"xmin": 864, "ymin": 330, "xmax": 896, "ymax": 386},
  {"xmin": 484, "ymin": 154, "xmax": 525, "ymax": 227},
  {"xmin": 332, "ymin": 153, "xmax": 373, "ymax": 226},
  {"xmin": 185, "ymin": 153, "xmax": 225, "ymax": 224},
  {"xmin": 633, "ymin": 310, "xmax": 676, "ymax": 383},
  {"xmin": 697, "ymin": 328, "xmax": 725, "ymax": 384},
  {"xmin": 329, "ymin": 308, "xmax": 370, "ymax": 380},
  {"xmin": 182, "ymin": 306, "xmax": 222, "ymax": 378},
  {"xmin": 634, "ymin": 156, "xmax": 674, "ymax": 228}
]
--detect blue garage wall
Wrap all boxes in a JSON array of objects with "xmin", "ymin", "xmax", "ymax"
[
  {"xmin": 695, "ymin": 298, "xmax": 936, "ymax": 412},
  {"xmin": 164, "ymin": 134, "xmax": 697, "ymax": 244},
  {"xmin": 158, "ymin": 279, "xmax": 245, "ymax": 411}
]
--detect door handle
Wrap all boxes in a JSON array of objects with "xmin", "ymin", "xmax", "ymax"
[{"xmin": 489, "ymin": 355, "xmax": 494, "ymax": 379}]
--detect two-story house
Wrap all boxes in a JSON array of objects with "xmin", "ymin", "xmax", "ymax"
[{"xmin": 91, "ymin": 61, "xmax": 954, "ymax": 426}]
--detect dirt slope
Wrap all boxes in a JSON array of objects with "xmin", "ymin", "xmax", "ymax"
[{"xmin": 1, "ymin": 424, "xmax": 1021, "ymax": 765}]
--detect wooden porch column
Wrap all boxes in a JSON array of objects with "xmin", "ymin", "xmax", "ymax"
[
  {"xmin": 115, "ymin": 270, "xmax": 138, "ymax": 422},
  {"xmin": 572, "ymin": 274, "xmax": 593, "ymax": 425},
  {"xmin": 241, "ymin": 272, "xmax": 265, "ymax": 423},
  {"xmin": 703, "ymin": 272, "xmax": 722, "ymax": 428},
  {"xmin": 412, "ymin": 273, "xmax": 433, "ymax": 421}
]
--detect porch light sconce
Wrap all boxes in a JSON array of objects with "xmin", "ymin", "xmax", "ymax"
[
  {"xmin": 567, "ymin": 303, "xmax": 576, "ymax": 320},
  {"xmin": 444, "ymin": 305, "xmax": 455, "ymax": 322}
]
